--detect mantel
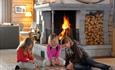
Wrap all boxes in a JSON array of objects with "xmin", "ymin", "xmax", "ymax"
[{"xmin": 35, "ymin": 3, "xmax": 111, "ymax": 11}]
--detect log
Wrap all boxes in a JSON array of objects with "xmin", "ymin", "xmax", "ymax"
[{"xmin": 85, "ymin": 12, "xmax": 104, "ymax": 45}]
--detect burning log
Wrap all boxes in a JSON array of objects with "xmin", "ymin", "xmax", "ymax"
[{"xmin": 85, "ymin": 12, "xmax": 104, "ymax": 45}]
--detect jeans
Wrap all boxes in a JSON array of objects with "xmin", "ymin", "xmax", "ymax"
[
  {"xmin": 16, "ymin": 62, "xmax": 35, "ymax": 70},
  {"xmin": 74, "ymin": 57, "xmax": 110, "ymax": 70}
]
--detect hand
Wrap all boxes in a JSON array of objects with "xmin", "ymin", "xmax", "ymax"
[
  {"xmin": 52, "ymin": 58, "xmax": 60, "ymax": 65},
  {"xmin": 51, "ymin": 60, "xmax": 56, "ymax": 65},
  {"xmin": 55, "ymin": 58, "xmax": 60, "ymax": 65}
]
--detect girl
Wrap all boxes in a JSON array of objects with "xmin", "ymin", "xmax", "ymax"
[
  {"xmin": 42, "ymin": 33, "xmax": 65, "ymax": 67},
  {"xmin": 62, "ymin": 37, "xmax": 111, "ymax": 70},
  {"xmin": 15, "ymin": 38, "xmax": 39, "ymax": 70}
]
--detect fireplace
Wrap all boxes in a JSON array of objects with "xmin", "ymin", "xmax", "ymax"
[
  {"xmin": 35, "ymin": 0, "xmax": 112, "ymax": 57},
  {"xmin": 54, "ymin": 11, "xmax": 77, "ymax": 41}
]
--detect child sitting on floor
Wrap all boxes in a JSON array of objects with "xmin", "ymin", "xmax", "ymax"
[
  {"xmin": 42, "ymin": 33, "xmax": 65, "ymax": 67},
  {"xmin": 15, "ymin": 38, "xmax": 39, "ymax": 70}
]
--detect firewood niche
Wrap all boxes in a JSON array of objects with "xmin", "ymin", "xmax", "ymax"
[{"xmin": 85, "ymin": 11, "xmax": 104, "ymax": 45}]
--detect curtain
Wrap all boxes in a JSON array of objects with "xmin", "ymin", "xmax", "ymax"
[
  {"xmin": 0, "ymin": 0, "xmax": 11, "ymax": 24},
  {"xmin": 0, "ymin": 0, "xmax": 2, "ymax": 23}
]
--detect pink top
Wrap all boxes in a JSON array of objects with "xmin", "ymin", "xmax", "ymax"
[{"xmin": 47, "ymin": 45, "xmax": 61, "ymax": 61}]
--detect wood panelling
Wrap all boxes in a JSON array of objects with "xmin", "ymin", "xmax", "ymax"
[
  {"xmin": 11, "ymin": 0, "xmax": 34, "ymax": 31},
  {"xmin": 12, "ymin": 0, "xmax": 33, "ymax": 3},
  {"xmin": 108, "ymin": 16, "xmax": 113, "ymax": 44},
  {"xmin": 111, "ymin": 0, "xmax": 115, "ymax": 57},
  {"xmin": 12, "ymin": 18, "xmax": 33, "ymax": 22},
  {"xmin": 112, "ymin": 27, "xmax": 115, "ymax": 57}
]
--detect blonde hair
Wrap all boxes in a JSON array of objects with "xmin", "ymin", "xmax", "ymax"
[{"xmin": 48, "ymin": 33, "xmax": 59, "ymax": 45}]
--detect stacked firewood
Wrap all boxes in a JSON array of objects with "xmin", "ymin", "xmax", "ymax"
[{"xmin": 85, "ymin": 12, "xmax": 104, "ymax": 45}]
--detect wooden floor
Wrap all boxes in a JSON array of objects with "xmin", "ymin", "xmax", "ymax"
[{"xmin": 0, "ymin": 49, "xmax": 115, "ymax": 70}]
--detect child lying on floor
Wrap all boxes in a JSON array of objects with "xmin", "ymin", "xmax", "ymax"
[{"xmin": 62, "ymin": 36, "xmax": 112, "ymax": 70}]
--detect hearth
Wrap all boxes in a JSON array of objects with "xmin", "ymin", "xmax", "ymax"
[
  {"xmin": 35, "ymin": 0, "xmax": 112, "ymax": 57},
  {"xmin": 54, "ymin": 11, "xmax": 77, "ymax": 40}
]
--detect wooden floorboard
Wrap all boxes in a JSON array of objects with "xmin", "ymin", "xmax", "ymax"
[{"xmin": 0, "ymin": 49, "xmax": 115, "ymax": 70}]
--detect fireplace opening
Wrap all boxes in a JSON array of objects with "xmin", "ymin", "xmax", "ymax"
[{"xmin": 54, "ymin": 11, "xmax": 77, "ymax": 40}]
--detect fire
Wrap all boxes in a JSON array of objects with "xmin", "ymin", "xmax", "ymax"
[
  {"xmin": 59, "ymin": 16, "xmax": 70, "ymax": 40},
  {"xmin": 59, "ymin": 30, "xmax": 65, "ymax": 40},
  {"xmin": 62, "ymin": 16, "xmax": 70, "ymax": 30}
]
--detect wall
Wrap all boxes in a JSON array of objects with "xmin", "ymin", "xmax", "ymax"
[
  {"xmin": 108, "ymin": 16, "xmax": 114, "ymax": 56},
  {"xmin": 110, "ymin": 0, "xmax": 115, "ymax": 57},
  {"xmin": 12, "ymin": 0, "xmax": 34, "ymax": 31},
  {"xmin": 108, "ymin": 16, "xmax": 113, "ymax": 45},
  {"xmin": 112, "ymin": 27, "xmax": 115, "ymax": 57}
]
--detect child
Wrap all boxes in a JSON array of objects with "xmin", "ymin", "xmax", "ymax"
[
  {"xmin": 42, "ymin": 33, "xmax": 65, "ymax": 67},
  {"xmin": 62, "ymin": 36, "xmax": 112, "ymax": 70},
  {"xmin": 15, "ymin": 38, "xmax": 39, "ymax": 70}
]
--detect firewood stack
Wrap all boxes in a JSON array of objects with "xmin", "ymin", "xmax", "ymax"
[{"xmin": 85, "ymin": 12, "xmax": 104, "ymax": 45}]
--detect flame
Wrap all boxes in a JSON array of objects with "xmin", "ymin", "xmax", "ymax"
[
  {"xmin": 59, "ymin": 30, "xmax": 65, "ymax": 40},
  {"xmin": 62, "ymin": 16, "xmax": 70, "ymax": 29},
  {"xmin": 59, "ymin": 16, "xmax": 70, "ymax": 40}
]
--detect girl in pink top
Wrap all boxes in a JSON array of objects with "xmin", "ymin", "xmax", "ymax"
[
  {"xmin": 47, "ymin": 44, "xmax": 60, "ymax": 61},
  {"xmin": 42, "ymin": 33, "xmax": 65, "ymax": 67}
]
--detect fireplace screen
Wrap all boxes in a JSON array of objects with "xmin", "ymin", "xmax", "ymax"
[{"xmin": 85, "ymin": 11, "xmax": 104, "ymax": 45}]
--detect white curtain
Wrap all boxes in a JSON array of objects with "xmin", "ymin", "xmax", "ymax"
[{"xmin": 0, "ymin": 0, "xmax": 11, "ymax": 24}]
